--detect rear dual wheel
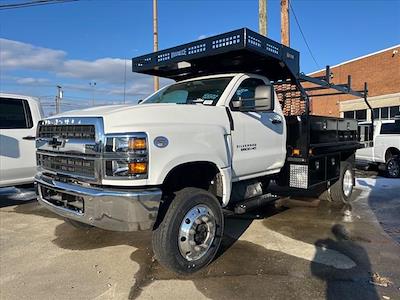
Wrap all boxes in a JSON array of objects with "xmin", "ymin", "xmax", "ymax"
[
  {"xmin": 152, "ymin": 187, "xmax": 223, "ymax": 274},
  {"xmin": 328, "ymin": 161, "xmax": 354, "ymax": 207}
]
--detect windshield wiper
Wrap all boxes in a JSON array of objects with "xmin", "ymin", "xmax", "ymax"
[{"xmin": 187, "ymin": 98, "xmax": 205, "ymax": 104}]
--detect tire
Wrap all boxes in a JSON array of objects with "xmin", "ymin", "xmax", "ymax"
[
  {"xmin": 261, "ymin": 178, "xmax": 271, "ymax": 193},
  {"xmin": 328, "ymin": 161, "xmax": 354, "ymax": 207},
  {"xmin": 64, "ymin": 218, "xmax": 93, "ymax": 230},
  {"xmin": 386, "ymin": 156, "xmax": 400, "ymax": 178},
  {"xmin": 152, "ymin": 187, "xmax": 224, "ymax": 274}
]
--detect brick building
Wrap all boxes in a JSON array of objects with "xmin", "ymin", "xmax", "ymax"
[{"xmin": 309, "ymin": 45, "xmax": 400, "ymax": 121}]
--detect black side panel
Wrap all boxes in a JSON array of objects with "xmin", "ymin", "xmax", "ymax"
[
  {"xmin": 309, "ymin": 116, "xmax": 358, "ymax": 145},
  {"xmin": 285, "ymin": 115, "xmax": 308, "ymax": 159}
]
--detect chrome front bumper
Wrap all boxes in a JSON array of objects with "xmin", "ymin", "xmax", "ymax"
[{"xmin": 35, "ymin": 173, "xmax": 162, "ymax": 231}]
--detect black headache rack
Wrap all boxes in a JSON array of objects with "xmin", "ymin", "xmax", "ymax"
[
  {"xmin": 131, "ymin": 28, "xmax": 370, "ymax": 119},
  {"xmin": 132, "ymin": 28, "xmax": 372, "ymax": 189},
  {"xmin": 132, "ymin": 28, "xmax": 300, "ymax": 82}
]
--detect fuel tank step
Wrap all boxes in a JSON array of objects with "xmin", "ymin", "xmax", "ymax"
[{"xmin": 234, "ymin": 193, "xmax": 280, "ymax": 214}]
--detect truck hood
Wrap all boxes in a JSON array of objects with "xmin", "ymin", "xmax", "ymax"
[
  {"xmin": 52, "ymin": 103, "xmax": 230, "ymax": 134},
  {"xmin": 55, "ymin": 104, "xmax": 136, "ymax": 117}
]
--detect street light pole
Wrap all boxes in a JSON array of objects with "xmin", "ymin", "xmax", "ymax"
[
  {"xmin": 89, "ymin": 81, "xmax": 96, "ymax": 107},
  {"xmin": 55, "ymin": 85, "xmax": 62, "ymax": 114},
  {"xmin": 153, "ymin": 0, "xmax": 159, "ymax": 92},
  {"xmin": 123, "ymin": 59, "xmax": 127, "ymax": 104}
]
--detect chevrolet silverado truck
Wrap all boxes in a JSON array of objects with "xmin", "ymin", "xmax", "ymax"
[
  {"xmin": 35, "ymin": 28, "xmax": 372, "ymax": 274},
  {"xmin": 357, "ymin": 119, "xmax": 400, "ymax": 177}
]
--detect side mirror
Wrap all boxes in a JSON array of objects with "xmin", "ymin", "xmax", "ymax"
[
  {"xmin": 240, "ymin": 84, "xmax": 274, "ymax": 112},
  {"xmin": 137, "ymin": 99, "xmax": 144, "ymax": 104},
  {"xmin": 231, "ymin": 99, "xmax": 242, "ymax": 109},
  {"xmin": 253, "ymin": 85, "xmax": 273, "ymax": 111}
]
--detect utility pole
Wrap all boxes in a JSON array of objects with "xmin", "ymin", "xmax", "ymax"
[
  {"xmin": 153, "ymin": 0, "xmax": 159, "ymax": 92},
  {"xmin": 281, "ymin": 0, "xmax": 290, "ymax": 46},
  {"xmin": 258, "ymin": 0, "xmax": 267, "ymax": 37},
  {"xmin": 55, "ymin": 85, "xmax": 62, "ymax": 114},
  {"xmin": 89, "ymin": 81, "xmax": 96, "ymax": 107}
]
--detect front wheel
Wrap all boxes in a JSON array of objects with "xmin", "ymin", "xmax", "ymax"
[{"xmin": 152, "ymin": 188, "xmax": 224, "ymax": 274}]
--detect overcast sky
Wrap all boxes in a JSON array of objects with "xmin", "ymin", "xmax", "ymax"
[{"xmin": 1, "ymin": 0, "xmax": 399, "ymax": 115}]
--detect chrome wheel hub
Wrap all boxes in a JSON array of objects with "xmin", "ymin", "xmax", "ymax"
[
  {"xmin": 178, "ymin": 205, "xmax": 216, "ymax": 262},
  {"xmin": 343, "ymin": 169, "xmax": 353, "ymax": 197}
]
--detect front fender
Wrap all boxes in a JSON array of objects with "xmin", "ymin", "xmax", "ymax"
[
  {"xmin": 150, "ymin": 124, "xmax": 231, "ymax": 183},
  {"xmin": 148, "ymin": 124, "xmax": 232, "ymax": 205}
]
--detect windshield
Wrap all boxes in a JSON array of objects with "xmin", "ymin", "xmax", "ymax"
[{"xmin": 142, "ymin": 77, "xmax": 233, "ymax": 105}]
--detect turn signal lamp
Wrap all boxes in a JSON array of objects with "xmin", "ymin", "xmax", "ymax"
[
  {"xmin": 292, "ymin": 148, "xmax": 301, "ymax": 156},
  {"xmin": 129, "ymin": 138, "xmax": 147, "ymax": 150},
  {"xmin": 128, "ymin": 162, "xmax": 147, "ymax": 174}
]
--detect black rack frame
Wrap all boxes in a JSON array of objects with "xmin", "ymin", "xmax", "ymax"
[{"xmin": 132, "ymin": 27, "xmax": 372, "ymax": 125}]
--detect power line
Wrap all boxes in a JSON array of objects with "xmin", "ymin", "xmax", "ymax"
[
  {"xmin": 289, "ymin": 0, "xmax": 321, "ymax": 69},
  {"xmin": 0, "ymin": 0, "xmax": 78, "ymax": 11}
]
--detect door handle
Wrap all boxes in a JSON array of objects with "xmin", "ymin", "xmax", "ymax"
[
  {"xmin": 271, "ymin": 118, "xmax": 282, "ymax": 124},
  {"xmin": 22, "ymin": 136, "xmax": 36, "ymax": 140}
]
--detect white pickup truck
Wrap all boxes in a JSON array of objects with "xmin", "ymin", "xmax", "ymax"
[
  {"xmin": 0, "ymin": 93, "xmax": 43, "ymax": 187},
  {"xmin": 35, "ymin": 29, "xmax": 370, "ymax": 274},
  {"xmin": 357, "ymin": 120, "xmax": 400, "ymax": 177}
]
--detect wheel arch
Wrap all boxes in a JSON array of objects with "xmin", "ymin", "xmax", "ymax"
[
  {"xmin": 385, "ymin": 147, "xmax": 400, "ymax": 162},
  {"xmin": 160, "ymin": 160, "xmax": 232, "ymax": 206}
]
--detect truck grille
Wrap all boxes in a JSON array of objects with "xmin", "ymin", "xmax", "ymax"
[
  {"xmin": 37, "ymin": 153, "xmax": 95, "ymax": 178},
  {"xmin": 38, "ymin": 124, "xmax": 96, "ymax": 140}
]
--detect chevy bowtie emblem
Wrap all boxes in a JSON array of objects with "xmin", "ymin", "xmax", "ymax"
[{"xmin": 48, "ymin": 137, "xmax": 65, "ymax": 148}]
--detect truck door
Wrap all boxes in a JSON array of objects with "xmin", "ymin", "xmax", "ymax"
[
  {"xmin": 228, "ymin": 76, "xmax": 286, "ymax": 179},
  {"xmin": 0, "ymin": 97, "xmax": 38, "ymax": 186}
]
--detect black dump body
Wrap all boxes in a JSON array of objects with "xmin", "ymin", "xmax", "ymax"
[
  {"xmin": 132, "ymin": 28, "xmax": 370, "ymax": 189},
  {"xmin": 284, "ymin": 115, "xmax": 360, "ymax": 188}
]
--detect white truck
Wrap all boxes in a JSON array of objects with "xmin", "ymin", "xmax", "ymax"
[
  {"xmin": 357, "ymin": 119, "xmax": 400, "ymax": 177},
  {"xmin": 0, "ymin": 93, "xmax": 43, "ymax": 187},
  {"xmin": 35, "ymin": 29, "xmax": 371, "ymax": 274}
]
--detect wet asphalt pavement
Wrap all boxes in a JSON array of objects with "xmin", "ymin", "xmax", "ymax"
[{"xmin": 0, "ymin": 176, "xmax": 399, "ymax": 300}]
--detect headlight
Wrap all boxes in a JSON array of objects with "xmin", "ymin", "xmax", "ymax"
[
  {"xmin": 104, "ymin": 133, "xmax": 148, "ymax": 179},
  {"xmin": 106, "ymin": 136, "xmax": 147, "ymax": 153}
]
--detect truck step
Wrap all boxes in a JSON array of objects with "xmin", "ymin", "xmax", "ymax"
[{"xmin": 234, "ymin": 193, "xmax": 280, "ymax": 214}]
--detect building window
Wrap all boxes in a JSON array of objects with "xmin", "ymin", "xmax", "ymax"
[
  {"xmin": 381, "ymin": 107, "xmax": 389, "ymax": 119},
  {"xmin": 345, "ymin": 106, "xmax": 399, "ymax": 122},
  {"xmin": 344, "ymin": 111, "xmax": 355, "ymax": 119},
  {"xmin": 356, "ymin": 109, "xmax": 367, "ymax": 121},
  {"xmin": 389, "ymin": 106, "xmax": 400, "ymax": 119},
  {"xmin": 373, "ymin": 108, "xmax": 380, "ymax": 119}
]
